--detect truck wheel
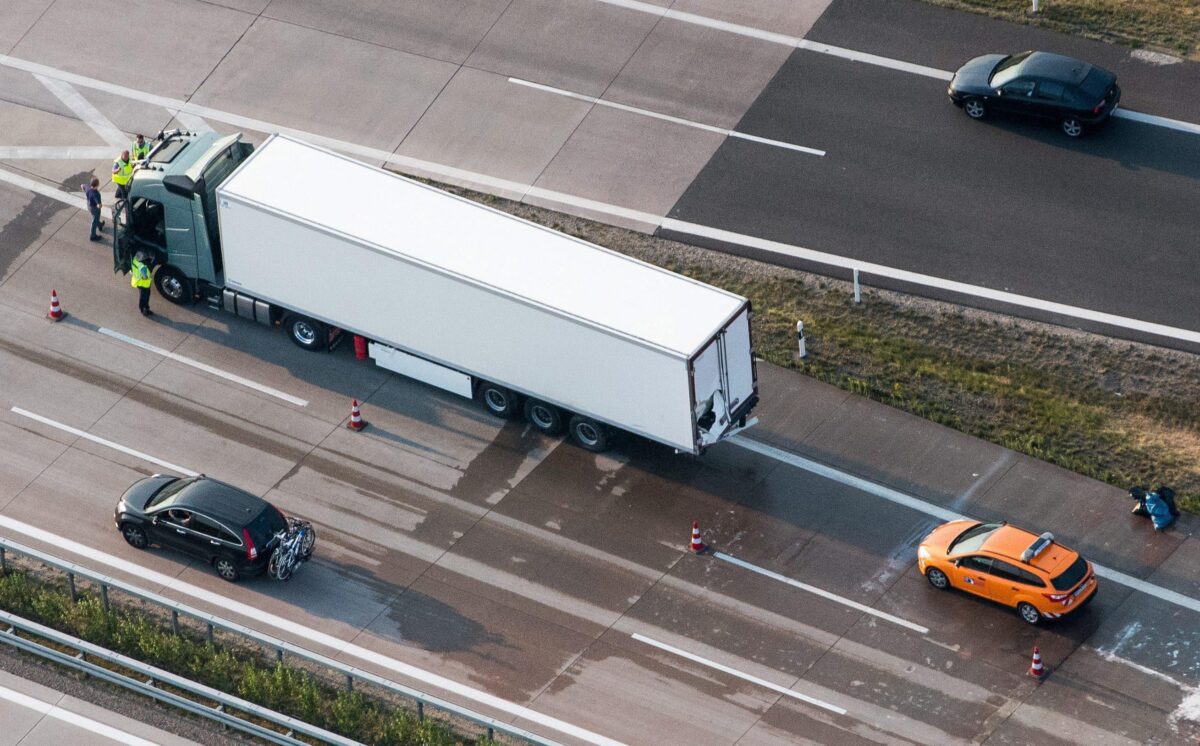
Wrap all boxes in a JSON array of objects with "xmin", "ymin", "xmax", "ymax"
[
  {"xmin": 154, "ymin": 265, "xmax": 194, "ymax": 305},
  {"xmin": 523, "ymin": 399, "xmax": 564, "ymax": 435},
  {"xmin": 479, "ymin": 382, "xmax": 520, "ymax": 418},
  {"xmin": 568, "ymin": 416, "xmax": 609, "ymax": 452},
  {"xmin": 284, "ymin": 315, "xmax": 327, "ymax": 351}
]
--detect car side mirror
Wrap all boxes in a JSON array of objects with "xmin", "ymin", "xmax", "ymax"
[{"xmin": 995, "ymin": 89, "xmax": 1003, "ymax": 96}]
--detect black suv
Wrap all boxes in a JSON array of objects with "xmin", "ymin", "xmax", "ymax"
[{"xmin": 115, "ymin": 475, "xmax": 292, "ymax": 581}]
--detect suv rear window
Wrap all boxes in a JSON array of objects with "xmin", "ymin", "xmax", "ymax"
[
  {"xmin": 1051, "ymin": 556, "xmax": 1089, "ymax": 591},
  {"xmin": 245, "ymin": 504, "xmax": 288, "ymax": 546}
]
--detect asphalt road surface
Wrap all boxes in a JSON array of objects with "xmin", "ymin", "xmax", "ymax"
[{"xmin": 1, "ymin": 1, "xmax": 1200, "ymax": 744}]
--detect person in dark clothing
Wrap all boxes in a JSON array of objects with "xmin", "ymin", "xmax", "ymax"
[{"xmin": 82, "ymin": 178, "xmax": 104, "ymax": 241}]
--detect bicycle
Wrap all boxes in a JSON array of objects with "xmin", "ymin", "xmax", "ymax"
[{"xmin": 267, "ymin": 517, "xmax": 316, "ymax": 582}]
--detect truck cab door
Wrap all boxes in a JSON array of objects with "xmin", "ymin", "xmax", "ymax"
[{"xmin": 112, "ymin": 199, "xmax": 135, "ymax": 274}]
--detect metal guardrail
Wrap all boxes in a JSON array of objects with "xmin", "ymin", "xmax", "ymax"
[
  {"xmin": 0, "ymin": 608, "xmax": 360, "ymax": 745},
  {"xmin": 0, "ymin": 537, "xmax": 556, "ymax": 745}
]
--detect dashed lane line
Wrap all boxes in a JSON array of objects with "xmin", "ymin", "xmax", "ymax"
[
  {"xmin": 0, "ymin": 682, "xmax": 163, "ymax": 746},
  {"xmin": 508, "ymin": 77, "xmax": 826, "ymax": 156},
  {"xmin": 714, "ymin": 551, "xmax": 930, "ymax": 634},
  {"xmin": 97, "ymin": 327, "xmax": 309, "ymax": 407},
  {"xmin": 733, "ymin": 436, "xmax": 1200, "ymax": 617},
  {"xmin": 632, "ymin": 633, "xmax": 848, "ymax": 715}
]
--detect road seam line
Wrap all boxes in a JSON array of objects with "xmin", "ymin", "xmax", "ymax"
[
  {"xmin": 97, "ymin": 327, "xmax": 308, "ymax": 406},
  {"xmin": 631, "ymin": 632, "xmax": 848, "ymax": 715},
  {"xmin": 713, "ymin": 551, "xmax": 930, "ymax": 634},
  {"xmin": 0, "ymin": 683, "xmax": 162, "ymax": 746}
]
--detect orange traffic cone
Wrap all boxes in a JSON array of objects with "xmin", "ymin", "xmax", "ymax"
[
  {"xmin": 689, "ymin": 521, "xmax": 705, "ymax": 554},
  {"xmin": 1029, "ymin": 646, "xmax": 1046, "ymax": 679},
  {"xmin": 47, "ymin": 289, "xmax": 66, "ymax": 322},
  {"xmin": 347, "ymin": 399, "xmax": 367, "ymax": 431}
]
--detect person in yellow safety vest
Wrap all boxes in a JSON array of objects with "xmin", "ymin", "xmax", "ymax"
[
  {"xmin": 131, "ymin": 134, "xmax": 150, "ymax": 161},
  {"xmin": 131, "ymin": 251, "xmax": 153, "ymax": 317},
  {"xmin": 112, "ymin": 150, "xmax": 134, "ymax": 201}
]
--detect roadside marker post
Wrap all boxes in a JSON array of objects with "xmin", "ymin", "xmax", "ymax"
[{"xmin": 796, "ymin": 320, "xmax": 806, "ymax": 358}]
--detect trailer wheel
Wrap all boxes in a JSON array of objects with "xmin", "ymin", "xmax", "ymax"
[
  {"xmin": 154, "ymin": 265, "xmax": 195, "ymax": 305},
  {"xmin": 523, "ymin": 399, "xmax": 564, "ymax": 435},
  {"xmin": 568, "ymin": 416, "xmax": 609, "ymax": 452},
  {"xmin": 284, "ymin": 315, "xmax": 327, "ymax": 351},
  {"xmin": 479, "ymin": 383, "xmax": 520, "ymax": 418}
]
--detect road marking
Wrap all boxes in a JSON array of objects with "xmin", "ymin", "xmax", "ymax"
[
  {"xmin": 734, "ymin": 436, "xmax": 1200, "ymax": 617},
  {"xmin": 9, "ymin": 407, "xmax": 199, "ymax": 477},
  {"xmin": 0, "ymin": 516, "xmax": 621, "ymax": 746},
  {"xmin": 0, "ymin": 682, "xmax": 162, "ymax": 746},
  {"xmin": 98, "ymin": 327, "xmax": 309, "ymax": 407},
  {"xmin": 0, "ymin": 55, "xmax": 1196, "ymax": 346},
  {"xmin": 1112, "ymin": 108, "xmax": 1200, "ymax": 135},
  {"xmin": 0, "ymin": 145, "xmax": 117, "ymax": 159},
  {"xmin": 714, "ymin": 551, "xmax": 930, "ymax": 634},
  {"xmin": 172, "ymin": 110, "xmax": 214, "ymax": 133},
  {"xmin": 509, "ymin": 77, "xmax": 825, "ymax": 156},
  {"xmin": 631, "ymin": 633, "xmax": 847, "ymax": 715},
  {"xmin": 35, "ymin": 74, "xmax": 128, "ymax": 149}
]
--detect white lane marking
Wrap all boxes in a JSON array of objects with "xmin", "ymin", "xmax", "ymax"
[
  {"xmin": 795, "ymin": 39, "xmax": 953, "ymax": 81},
  {"xmin": 631, "ymin": 633, "xmax": 847, "ymax": 715},
  {"xmin": 0, "ymin": 55, "xmax": 1196, "ymax": 345},
  {"xmin": 35, "ymin": 74, "xmax": 129, "ymax": 149},
  {"xmin": 0, "ymin": 682, "xmax": 162, "ymax": 746},
  {"xmin": 734, "ymin": 436, "xmax": 1200, "ymax": 617},
  {"xmin": 0, "ymin": 516, "xmax": 623, "ymax": 746},
  {"xmin": 1113, "ymin": 107, "xmax": 1200, "ymax": 135},
  {"xmin": 713, "ymin": 552, "xmax": 930, "ymax": 634},
  {"xmin": 9, "ymin": 407, "xmax": 199, "ymax": 477},
  {"xmin": 508, "ymin": 77, "xmax": 825, "ymax": 156},
  {"xmin": 98, "ymin": 327, "xmax": 309, "ymax": 407},
  {"xmin": 172, "ymin": 110, "xmax": 214, "ymax": 133},
  {"xmin": 0, "ymin": 145, "xmax": 118, "ymax": 159},
  {"xmin": 661, "ymin": 219, "xmax": 1200, "ymax": 345}
]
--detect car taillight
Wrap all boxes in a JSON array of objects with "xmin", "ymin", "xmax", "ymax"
[
  {"xmin": 243, "ymin": 528, "xmax": 257, "ymax": 561},
  {"xmin": 1093, "ymin": 100, "xmax": 1105, "ymax": 114},
  {"xmin": 1043, "ymin": 591, "xmax": 1070, "ymax": 603}
]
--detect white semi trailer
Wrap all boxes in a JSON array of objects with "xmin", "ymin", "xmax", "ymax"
[{"xmin": 115, "ymin": 132, "xmax": 758, "ymax": 453}]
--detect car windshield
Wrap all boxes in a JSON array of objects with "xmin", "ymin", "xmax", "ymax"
[
  {"xmin": 146, "ymin": 476, "xmax": 200, "ymax": 509},
  {"xmin": 990, "ymin": 52, "xmax": 1032, "ymax": 87},
  {"xmin": 1051, "ymin": 556, "xmax": 1089, "ymax": 591},
  {"xmin": 948, "ymin": 522, "xmax": 1003, "ymax": 555}
]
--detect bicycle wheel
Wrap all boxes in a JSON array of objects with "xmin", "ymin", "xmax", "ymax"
[
  {"xmin": 267, "ymin": 549, "xmax": 283, "ymax": 580},
  {"xmin": 299, "ymin": 526, "xmax": 316, "ymax": 560},
  {"xmin": 276, "ymin": 554, "xmax": 295, "ymax": 582}
]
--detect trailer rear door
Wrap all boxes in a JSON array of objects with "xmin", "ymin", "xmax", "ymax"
[{"xmin": 692, "ymin": 306, "xmax": 756, "ymax": 447}]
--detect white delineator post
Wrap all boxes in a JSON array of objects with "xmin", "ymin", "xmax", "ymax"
[{"xmin": 796, "ymin": 320, "xmax": 807, "ymax": 358}]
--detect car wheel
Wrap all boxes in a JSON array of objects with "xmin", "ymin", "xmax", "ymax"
[
  {"xmin": 523, "ymin": 398, "xmax": 565, "ymax": 435},
  {"xmin": 963, "ymin": 98, "xmax": 986, "ymax": 120},
  {"xmin": 478, "ymin": 382, "xmax": 520, "ymax": 418},
  {"xmin": 1061, "ymin": 116, "xmax": 1083, "ymax": 137},
  {"xmin": 1017, "ymin": 602, "xmax": 1042, "ymax": 625},
  {"xmin": 568, "ymin": 415, "xmax": 609, "ymax": 452},
  {"xmin": 153, "ymin": 265, "xmax": 194, "ymax": 305},
  {"xmin": 926, "ymin": 567, "xmax": 950, "ymax": 590},
  {"xmin": 283, "ymin": 315, "xmax": 327, "ymax": 351},
  {"xmin": 213, "ymin": 557, "xmax": 240, "ymax": 582},
  {"xmin": 120, "ymin": 523, "xmax": 148, "ymax": 550}
]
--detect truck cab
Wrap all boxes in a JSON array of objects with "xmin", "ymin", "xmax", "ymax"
[{"xmin": 113, "ymin": 130, "xmax": 254, "ymax": 304}]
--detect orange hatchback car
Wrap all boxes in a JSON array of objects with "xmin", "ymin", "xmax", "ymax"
[{"xmin": 918, "ymin": 521, "xmax": 1097, "ymax": 625}]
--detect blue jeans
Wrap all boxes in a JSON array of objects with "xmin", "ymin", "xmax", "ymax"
[{"xmin": 89, "ymin": 207, "xmax": 102, "ymax": 238}]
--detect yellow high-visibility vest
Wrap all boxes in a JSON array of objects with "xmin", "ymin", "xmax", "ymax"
[
  {"xmin": 112, "ymin": 158, "xmax": 134, "ymax": 186},
  {"xmin": 132, "ymin": 140, "xmax": 150, "ymax": 160},
  {"xmin": 130, "ymin": 259, "xmax": 152, "ymax": 288}
]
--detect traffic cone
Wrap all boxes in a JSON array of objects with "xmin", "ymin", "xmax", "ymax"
[
  {"xmin": 347, "ymin": 399, "xmax": 367, "ymax": 431},
  {"xmin": 1028, "ymin": 646, "xmax": 1046, "ymax": 679},
  {"xmin": 47, "ymin": 289, "xmax": 66, "ymax": 322},
  {"xmin": 689, "ymin": 521, "xmax": 705, "ymax": 554}
]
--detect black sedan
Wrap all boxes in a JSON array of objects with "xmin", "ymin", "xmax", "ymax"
[
  {"xmin": 948, "ymin": 51, "xmax": 1120, "ymax": 137},
  {"xmin": 115, "ymin": 475, "xmax": 295, "ymax": 581}
]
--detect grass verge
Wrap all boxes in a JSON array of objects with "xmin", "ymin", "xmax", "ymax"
[
  {"xmin": 0, "ymin": 566, "xmax": 494, "ymax": 745},
  {"xmin": 917, "ymin": 0, "xmax": 1200, "ymax": 57},
  {"xmin": 439, "ymin": 186, "xmax": 1200, "ymax": 513}
]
